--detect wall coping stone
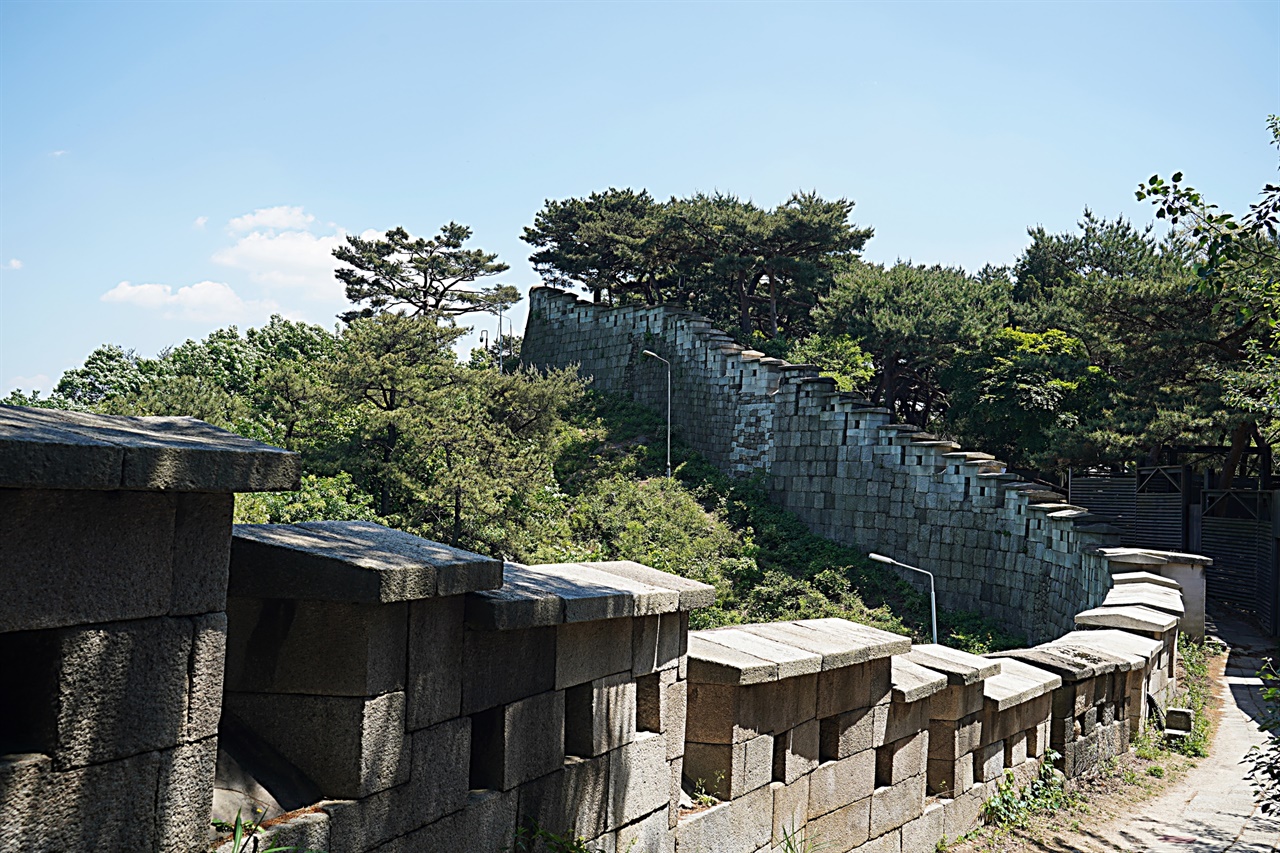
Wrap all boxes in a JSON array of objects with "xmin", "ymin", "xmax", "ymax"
[
  {"xmin": 890, "ymin": 658, "xmax": 948, "ymax": 703},
  {"xmin": 687, "ymin": 618, "xmax": 909, "ymax": 685},
  {"xmin": 230, "ymin": 521, "xmax": 502, "ymax": 602},
  {"xmin": 902, "ymin": 644, "xmax": 999, "ymax": 685},
  {"xmin": 465, "ymin": 561, "xmax": 710, "ymax": 630},
  {"xmin": 1073, "ymin": 604, "xmax": 1179, "ymax": 633},
  {"xmin": 988, "ymin": 645, "xmax": 1118, "ymax": 682},
  {"xmin": 1050, "ymin": 629, "xmax": 1162, "ymax": 668},
  {"xmin": 1111, "ymin": 571, "xmax": 1183, "ymax": 591},
  {"xmin": 979, "ymin": 658, "xmax": 1062, "ymax": 711},
  {"xmin": 1102, "ymin": 582, "xmax": 1186, "ymax": 616},
  {"xmin": 0, "ymin": 405, "xmax": 299, "ymax": 492},
  {"xmin": 1096, "ymin": 547, "xmax": 1213, "ymax": 567},
  {"xmin": 739, "ymin": 618, "xmax": 910, "ymax": 670}
]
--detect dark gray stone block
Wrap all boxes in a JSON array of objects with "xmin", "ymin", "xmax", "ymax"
[
  {"xmin": 0, "ymin": 489, "xmax": 175, "ymax": 633},
  {"xmin": 170, "ymin": 492, "xmax": 234, "ymax": 616},
  {"xmin": 410, "ymin": 717, "xmax": 471, "ymax": 825},
  {"xmin": 185, "ymin": 613, "xmax": 227, "ymax": 743},
  {"xmin": 37, "ymin": 750, "xmax": 163, "ymax": 852},
  {"xmin": 156, "ymin": 736, "xmax": 219, "ymax": 853},
  {"xmin": 225, "ymin": 597, "xmax": 408, "ymax": 697},
  {"xmin": 0, "ymin": 753, "xmax": 49, "ymax": 851},
  {"xmin": 460, "ymin": 626, "xmax": 555, "ymax": 714},
  {"xmin": 224, "ymin": 691, "xmax": 409, "ymax": 799},
  {"xmin": 0, "ymin": 405, "xmax": 299, "ymax": 492},
  {"xmin": 232, "ymin": 522, "xmax": 501, "ymax": 603},
  {"xmin": 407, "ymin": 596, "xmax": 466, "ymax": 729}
]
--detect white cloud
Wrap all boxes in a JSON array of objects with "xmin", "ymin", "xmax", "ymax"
[
  {"xmin": 193, "ymin": 216, "xmax": 208, "ymax": 229},
  {"xmin": 4, "ymin": 259, "xmax": 21, "ymax": 270},
  {"xmin": 228, "ymin": 205, "xmax": 315, "ymax": 233},
  {"xmin": 213, "ymin": 228, "xmax": 347, "ymax": 295},
  {"xmin": 49, "ymin": 150, "xmax": 66, "ymax": 158},
  {"xmin": 100, "ymin": 280, "xmax": 275, "ymax": 322}
]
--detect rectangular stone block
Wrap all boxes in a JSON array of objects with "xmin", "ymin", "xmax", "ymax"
[
  {"xmin": 820, "ymin": 705, "xmax": 878, "ymax": 760},
  {"xmin": 170, "ymin": 492, "xmax": 234, "ymax": 615},
  {"xmin": 686, "ymin": 682, "xmax": 753, "ymax": 745},
  {"xmin": 931, "ymin": 683, "xmax": 984, "ymax": 720},
  {"xmin": 927, "ymin": 714, "xmax": 981, "ymax": 763},
  {"xmin": 411, "ymin": 717, "xmax": 471, "ymax": 825},
  {"xmin": 0, "ymin": 753, "xmax": 49, "ymax": 850},
  {"xmin": 516, "ymin": 752, "xmax": 610, "ymax": 842},
  {"xmin": 460, "ymin": 625, "xmax": 555, "ymax": 714},
  {"xmin": 927, "ymin": 755, "xmax": 973, "ymax": 798},
  {"xmin": 156, "ymin": 736, "xmax": 218, "ymax": 853},
  {"xmin": 870, "ymin": 773, "xmax": 924, "ymax": 839},
  {"xmin": 225, "ymin": 598, "xmax": 408, "ymax": 698},
  {"xmin": 772, "ymin": 720, "xmax": 820, "ymax": 784},
  {"xmin": 941, "ymin": 783, "xmax": 986, "ymax": 840},
  {"xmin": 808, "ymin": 750, "xmax": 875, "ymax": 819},
  {"xmin": 470, "ymin": 689, "xmax": 564, "ymax": 791},
  {"xmin": 353, "ymin": 787, "xmax": 516, "ymax": 853},
  {"xmin": 30, "ymin": 750, "xmax": 163, "ymax": 852},
  {"xmin": 616, "ymin": 805, "xmax": 675, "ymax": 853},
  {"xmin": 408, "ymin": 596, "xmax": 465, "ymax": 729},
  {"xmin": 185, "ymin": 613, "xmax": 227, "ymax": 745},
  {"xmin": 0, "ymin": 489, "xmax": 175, "ymax": 633},
  {"xmin": 771, "ymin": 777, "xmax": 809, "ymax": 846},
  {"xmin": 880, "ymin": 698, "xmax": 928, "ymax": 748},
  {"xmin": 224, "ymin": 690, "xmax": 409, "ymax": 798},
  {"xmin": 1005, "ymin": 731, "xmax": 1028, "ymax": 768},
  {"xmin": 901, "ymin": 801, "xmax": 944, "ymax": 853},
  {"xmin": 634, "ymin": 612, "xmax": 685, "ymax": 677},
  {"xmin": 565, "ymin": 672, "xmax": 636, "ymax": 758},
  {"xmin": 876, "ymin": 731, "xmax": 927, "ymax": 787},
  {"xmin": 557, "ymin": 617, "xmax": 633, "ymax": 689},
  {"xmin": 1028, "ymin": 719, "xmax": 1050, "ymax": 757},
  {"xmin": 817, "ymin": 658, "xmax": 891, "ymax": 718},
  {"xmin": 609, "ymin": 731, "xmax": 670, "ymax": 828},
  {"xmin": 974, "ymin": 739, "xmax": 1005, "ymax": 783},
  {"xmin": 807, "ymin": 795, "xmax": 870, "ymax": 852},
  {"xmin": 684, "ymin": 733, "xmax": 773, "ymax": 801},
  {"xmin": 675, "ymin": 782, "xmax": 772, "ymax": 853}
]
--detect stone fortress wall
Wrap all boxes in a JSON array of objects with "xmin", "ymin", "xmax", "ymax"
[
  {"xmin": 521, "ymin": 286, "xmax": 1212, "ymax": 645},
  {"xmin": 0, "ymin": 407, "xmax": 1199, "ymax": 853}
]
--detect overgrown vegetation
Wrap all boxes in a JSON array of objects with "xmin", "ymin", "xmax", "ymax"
[{"xmin": 980, "ymin": 750, "xmax": 1073, "ymax": 830}]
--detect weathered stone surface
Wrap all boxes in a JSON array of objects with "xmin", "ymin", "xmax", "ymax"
[
  {"xmin": 185, "ymin": 613, "xmax": 227, "ymax": 743},
  {"xmin": 901, "ymin": 801, "xmax": 944, "ymax": 853},
  {"xmin": 460, "ymin": 625, "xmax": 556, "ymax": 714},
  {"xmin": 903, "ymin": 644, "xmax": 998, "ymax": 685},
  {"xmin": 772, "ymin": 720, "xmax": 820, "ymax": 784},
  {"xmin": 684, "ymin": 733, "xmax": 773, "ymax": 801},
  {"xmin": 1111, "ymin": 570, "xmax": 1182, "ymax": 590},
  {"xmin": 891, "ymin": 657, "xmax": 947, "ymax": 704},
  {"xmin": 353, "ymin": 787, "xmax": 516, "ymax": 853},
  {"xmin": 820, "ymin": 705, "xmax": 878, "ymax": 760},
  {"xmin": 469, "ymin": 562, "xmax": 681, "ymax": 630},
  {"xmin": 1074, "ymin": 604, "xmax": 1178, "ymax": 634},
  {"xmin": 688, "ymin": 635, "xmax": 777, "ymax": 685},
  {"xmin": 0, "ymin": 405, "xmax": 299, "ymax": 492},
  {"xmin": 0, "ymin": 489, "xmax": 175, "ymax": 632},
  {"xmin": 411, "ymin": 717, "xmax": 471, "ymax": 825},
  {"xmin": 473, "ymin": 690, "xmax": 565, "ymax": 792},
  {"xmin": 590, "ymin": 560, "xmax": 716, "ymax": 610},
  {"xmin": 807, "ymin": 795, "xmax": 870, "ymax": 851},
  {"xmin": 610, "ymin": 732, "xmax": 670, "ymax": 827},
  {"xmin": 223, "ymin": 690, "xmax": 409, "ymax": 798},
  {"xmin": 809, "ymin": 750, "xmax": 875, "ymax": 819},
  {"xmin": 696, "ymin": 627, "xmax": 823, "ymax": 680},
  {"xmin": 617, "ymin": 805, "xmax": 676, "ymax": 853},
  {"xmin": 817, "ymin": 657, "xmax": 892, "ymax": 718},
  {"xmin": 974, "ymin": 739, "xmax": 1005, "ymax": 782},
  {"xmin": 771, "ymin": 777, "xmax": 809, "ymax": 846},
  {"xmin": 740, "ymin": 618, "xmax": 909, "ymax": 670},
  {"xmin": 32, "ymin": 750, "xmax": 163, "ymax": 852},
  {"xmin": 566, "ymin": 672, "xmax": 636, "ymax": 758},
  {"xmin": 870, "ymin": 773, "xmax": 924, "ymax": 839},
  {"xmin": 675, "ymin": 782, "xmax": 772, "ymax": 853},
  {"xmin": 156, "ymin": 737, "xmax": 219, "ymax": 853},
  {"xmin": 0, "ymin": 753, "xmax": 50, "ymax": 851},
  {"xmin": 876, "ymin": 731, "xmax": 928, "ymax": 787},
  {"xmin": 408, "ymin": 595, "xmax": 466, "ymax": 729},
  {"xmin": 225, "ymin": 597, "xmax": 408, "ymax": 697},
  {"xmin": 557, "ymin": 617, "xmax": 633, "ymax": 689},
  {"xmin": 1101, "ymin": 582, "xmax": 1185, "ymax": 616},
  {"xmin": 980, "ymin": 658, "xmax": 1061, "ymax": 712},
  {"xmin": 1051, "ymin": 629, "xmax": 1161, "ymax": 670},
  {"xmin": 170, "ymin": 491, "xmax": 234, "ymax": 615},
  {"xmin": 518, "ymin": 752, "xmax": 611, "ymax": 842},
  {"xmin": 232, "ymin": 521, "xmax": 501, "ymax": 603},
  {"xmin": 941, "ymin": 782, "xmax": 987, "ymax": 840}
]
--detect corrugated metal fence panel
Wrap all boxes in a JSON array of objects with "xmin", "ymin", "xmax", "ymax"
[
  {"xmin": 1135, "ymin": 467, "xmax": 1187, "ymax": 552},
  {"xmin": 1202, "ymin": 516, "xmax": 1277, "ymax": 634},
  {"xmin": 1069, "ymin": 476, "xmax": 1136, "ymax": 525}
]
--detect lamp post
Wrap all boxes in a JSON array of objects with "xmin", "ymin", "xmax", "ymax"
[
  {"xmin": 641, "ymin": 350, "xmax": 672, "ymax": 479},
  {"xmin": 868, "ymin": 553, "xmax": 938, "ymax": 645}
]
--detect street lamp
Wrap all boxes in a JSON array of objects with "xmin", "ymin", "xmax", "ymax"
[
  {"xmin": 641, "ymin": 350, "xmax": 672, "ymax": 479},
  {"xmin": 868, "ymin": 553, "xmax": 938, "ymax": 645}
]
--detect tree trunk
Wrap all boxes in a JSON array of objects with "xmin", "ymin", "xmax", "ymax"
[
  {"xmin": 451, "ymin": 485, "xmax": 462, "ymax": 548},
  {"xmin": 738, "ymin": 276, "xmax": 752, "ymax": 337},
  {"xmin": 1218, "ymin": 420, "xmax": 1252, "ymax": 490},
  {"xmin": 768, "ymin": 277, "xmax": 779, "ymax": 338},
  {"xmin": 1252, "ymin": 422, "xmax": 1274, "ymax": 489}
]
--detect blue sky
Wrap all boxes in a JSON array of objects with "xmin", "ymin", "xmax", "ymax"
[{"xmin": 2, "ymin": 0, "xmax": 1276, "ymax": 394}]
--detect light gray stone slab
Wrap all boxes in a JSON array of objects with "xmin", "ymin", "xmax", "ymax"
[
  {"xmin": 467, "ymin": 561, "xmax": 679, "ymax": 629},
  {"xmin": 979, "ymin": 659, "xmax": 1061, "ymax": 711},
  {"xmin": 1050, "ymin": 630, "xmax": 1161, "ymax": 668},
  {"xmin": 231, "ymin": 521, "xmax": 501, "ymax": 603},
  {"xmin": 1074, "ymin": 604, "xmax": 1179, "ymax": 633},
  {"xmin": 891, "ymin": 657, "xmax": 948, "ymax": 703},
  {"xmin": 0, "ymin": 405, "xmax": 299, "ymax": 492},
  {"xmin": 695, "ymin": 627, "xmax": 822, "ymax": 679},
  {"xmin": 588, "ymin": 559, "xmax": 716, "ymax": 610},
  {"xmin": 742, "ymin": 618, "xmax": 909, "ymax": 670},
  {"xmin": 687, "ymin": 635, "xmax": 778, "ymax": 685},
  {"xmin": 1111, "ymin": 571, "xmax": 1182, "ymax": 590},
  {"xmin": 1102, "ymin": 582, "xmax": 1185, "ymax": 616},
  {"xmin": 903, "ymin": 644, "xmax": 999, "ymax": 685},
  {"xmin": 989, "ymin": 645, "xmax": 1115, "ymax": 682}
]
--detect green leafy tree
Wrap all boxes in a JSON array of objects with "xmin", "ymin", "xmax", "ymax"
[
  {"xmin": 815, "ymin": 261, "xmax": 1010, "ymax": 425},
  {"xmin": 335, "ymin": 224, "xmax": 517, "ymax": 321},
  {"xmin": 942, "ymin": 328, "xmax": 1100, "ymax": 467},
  {"xmin": 53, "ymin": 344, "xmax": 152, "ymax": 407},
  {"xmin": 783, "ymin": 333, "xmax": 874, "ymax": 393}
]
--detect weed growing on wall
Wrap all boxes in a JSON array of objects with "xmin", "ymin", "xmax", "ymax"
[
  {"xmin": 1166, "ymin": 634, "xmax": 1213, "ymax": 757},
  {"xmin": 981, "ymin": 752, "xmax": 1073, "ymax": 830}
]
